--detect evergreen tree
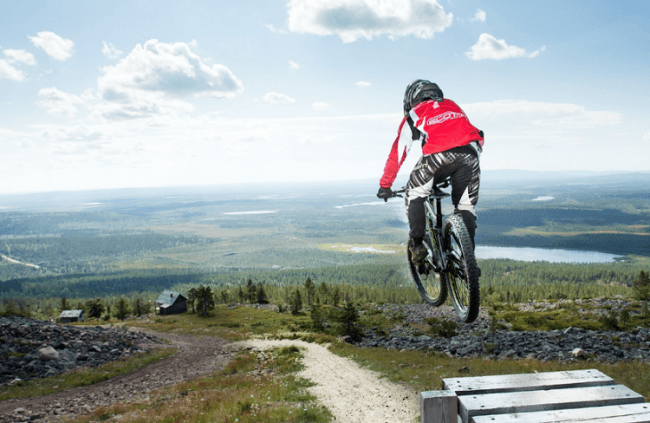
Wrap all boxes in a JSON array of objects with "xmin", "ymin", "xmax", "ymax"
[
  {"xmin": 319, "ymin": 281, "xmax": 329, "ymax": 298},
  {"xmin": 85, "ymin": 298, "xmax": 105, "ymax": 319},
  {"xmin": 195, "ymin": 285, "xmax": 215, "ymax": 316},
  {"xmin": 238, "ymin": 286, "xmax": 245, "ymax": 303},
  {"xmin": 113, "ymin": 297, "xmax": 130, "ymax": 321},
  {"xmin": 132, "ymin": 298, "xmax": 149, "ymax": 317},
  {"xmin": 2, "ymin": 300, "xmax": 17, "ymax": 317},
  {"xmin": 220, "ymin": 290, "xmax": 229, "ymax": 304},
  {"xmin": 256, "ymin": 283, "xmax": 269, "ymax": 304},
  {"xmin": 291, "ymin": 289, "xmax": 303, "ymax": 315},
  {"xmin": 304, "ymin": 277, "xmax": 316, "ymax": 306},
  {"xmin": 246, "ymin": 279, "xmax": 256, "ymax": 303},
  {"xmin": 633, "ymin": 270, "xmax": 650, "ymax": 301},
  {"xmin": 338, "ymin": 301, "xmax": 362, "ymax": 340},
  {"xmin": 59, "ymin": 296, "xmax": 71, "ymax": 312},
  {"xmin": 332, "ymin": 286, "xmax": 341, "ymax": 307},
  {"xmin": 310, "ymin": 304, "xmax": 327, "ymax": 331}
]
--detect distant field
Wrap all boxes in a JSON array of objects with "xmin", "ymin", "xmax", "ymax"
[
  {"xmin": 1, "ymin": 173, "xmax": 649, "ymax": 282},
  {"xmin": 318, "ymin": 243, "xmax": 406, "ymax": 254},
  {"xmin": 504, "ymin": 225, "xmax": 650, "ymax": 237}
]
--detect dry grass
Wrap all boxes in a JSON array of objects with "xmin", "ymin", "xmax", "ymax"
[
  {"xmin": 328, "ymin": 342, "xmax": 650, "ymax": 401},
  {"xmin": 74, "ymin": 346, "xmax": 332, "ymax": 423}
]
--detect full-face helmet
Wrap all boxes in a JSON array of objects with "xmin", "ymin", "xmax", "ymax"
[{"xmin": 403, "ymin": 79, "xmax": 444, "ymax": 115}]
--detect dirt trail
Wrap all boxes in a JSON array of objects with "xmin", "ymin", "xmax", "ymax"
[
  {"xmin": 1, "ymin": 331, "xmax": 420, "ymax": 423},
  {"xmin": 241, "ymin": 339, "xmax": 420, "ymax": 423},
  {"xmin": 0, "ymin": 331, "xmax": 234, "ymax": 422}
]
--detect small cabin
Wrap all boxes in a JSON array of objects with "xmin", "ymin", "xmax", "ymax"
[
  {"xmin": 155, "ymin": 290, "xmax": 187, "ymax": 315},
  {"xmin": 58, "ymin": 309, "xmax": 85, "ymax": 323}
]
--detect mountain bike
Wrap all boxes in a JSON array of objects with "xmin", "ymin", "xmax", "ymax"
[{"xmin": 390, "ymin": 178, "xmax": 480, "ymax": 323}]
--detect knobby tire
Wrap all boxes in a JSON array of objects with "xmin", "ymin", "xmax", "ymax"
[
  {"xmin": 408, "ymin": 211, "xmax": 447, "ymax": 307},
  {"xmin": 443, "ymin": 214, "xmax": 480, "ymax": 323}
]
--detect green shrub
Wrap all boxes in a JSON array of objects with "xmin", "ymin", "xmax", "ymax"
[{"xmin": 425, "ymin": 317, "xmax": 458, "ymax": 338}]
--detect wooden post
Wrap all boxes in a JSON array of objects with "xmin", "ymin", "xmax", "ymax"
[{"xmin": 421, "ymin": 390, "xmax": 458, "ymax": 423}]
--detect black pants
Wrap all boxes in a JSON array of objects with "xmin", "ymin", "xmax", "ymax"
[{"xmin": 405, "ymin": 143, "xmax": 481, "ymax": 244}]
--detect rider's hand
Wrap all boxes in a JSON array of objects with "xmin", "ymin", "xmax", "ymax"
[{"xmin": 377, "ymin": 187, "xmax": 393, "ymax": 202}]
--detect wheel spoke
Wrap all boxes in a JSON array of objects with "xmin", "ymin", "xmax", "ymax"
[
  {"xmin": 443, "ymin": 214, "xmax": 480, "ymax": 323},
  {"xmin": 409, "ymin": 231, "xmax": 447, "ymax": 307}
]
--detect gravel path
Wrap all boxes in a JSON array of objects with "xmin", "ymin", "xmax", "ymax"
[{"xmin": 241, "ymin": 339, "xmax": 420, "ymax": 423}]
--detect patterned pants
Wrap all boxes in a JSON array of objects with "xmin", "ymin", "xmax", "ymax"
[{"xmin": 405, "ymin": 143, "xmax": 481, "ymax": 243}]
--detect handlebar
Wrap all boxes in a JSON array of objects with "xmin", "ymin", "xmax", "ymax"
[{"xmin": 380, "ymin": 177, "xmax": 450, "ymax": 202}]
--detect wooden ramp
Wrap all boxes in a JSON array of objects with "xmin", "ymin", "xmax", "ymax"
[{"xmin": 420, "ymin": 369, "xmax": 649, "ymax": 423}]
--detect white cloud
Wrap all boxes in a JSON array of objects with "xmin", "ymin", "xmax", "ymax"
[
  {"xmin": 471, "ymin": 9, "xmax": 486, "ymax": 22},
  {"xmin": 644, "ymin": 131, "xmax": 650, "ymax": 141},
  {"xmin": 4, "ymin": 49, "xmax": 36, "ymax": 65},
  {"xmin": 95, "ymin": 39, "xmax": 243, "ymax": 119},
  {"xmin": 266, "ymin": 24, "xmax": 287, "ymax": 34},
  {"xmin": 262, "ymin": 92, "xmax": 296, "ymax": 104},
  {"xmin": 463, "ymin": 99, "xmax": 622, "ymax": 128},
  {"xmin": 189, "ymin": 39, "xmax": 198, "ymax": 47},
  {"xmin": 38, "ymin": 87, "xmax": 84, "ymax": 116},
  {"xmin": 459, "ymin": 99, "xmax": 637, "ymax": 171},
  {"xmin": 0, "ymin": 59, "xmax": 25, "ymax": 81},
  {"xmin": 466, "ymin": 34, "xmax": 543, "ymax": 60},
  {"xmin": 102, "ymin": 41, "xmax": 123, "ymax": 59},
  {"xmin": 287, "ymin": 0, "xmax": 453, "ymax": 43},
  {"xmin": 312, "ymin": 102, "xmax": 330, "ymax": 110},
  {"xmin": 41, "ymin": 125, "xmax": 104, "ymax": 142},
  {"xmin": 29, "ymin": 31, "xmax": 74, "ymax": 61},
  {"xmin": 289, "ymin": 60, "xmax": 300, "ymax": 69},
  {"xmin": 356, "ymin": 81, "xmax": 371, "ymax": 86}
]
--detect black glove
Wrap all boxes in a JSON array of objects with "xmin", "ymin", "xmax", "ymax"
[
  {"xmin": 478, "ymin": 129, "xmax": 484, "ymax": 138},
  {"xmin": 377, "ymin": 187, "xmax": 393, "ymax": 202}
]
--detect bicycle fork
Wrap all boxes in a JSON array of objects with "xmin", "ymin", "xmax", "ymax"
[{"xmin": 424, "ymin": 198, "xmax": 446, "ymax": 272}]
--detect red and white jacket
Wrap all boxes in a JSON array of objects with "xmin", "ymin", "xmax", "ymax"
[{"xmin": 379, "ymin": 99, "xmax": 484, "ymax": 188}]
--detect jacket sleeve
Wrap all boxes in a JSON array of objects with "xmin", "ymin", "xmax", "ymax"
[{"xmin": 379, "ymin": 117, "xmax": 411, "ymax": 188}]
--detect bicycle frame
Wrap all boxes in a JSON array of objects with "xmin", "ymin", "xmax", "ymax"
[
  {"xmin": 424, "ymin": 196, "xmax": 447, "ymax": 272},
  {"xmin": 387, "ymin": 178, "xmax": 480, "ymax": 322}
]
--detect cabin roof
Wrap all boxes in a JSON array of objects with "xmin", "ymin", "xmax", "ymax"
[
  {"xmin": 59, "ymin": 309, "xmax": 84, "ymax": 318},
  {"xmin": 155, "ymin": 290, "xmax": 187, "ymax": 306}
]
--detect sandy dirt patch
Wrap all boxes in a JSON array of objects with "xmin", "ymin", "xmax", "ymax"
[{"xmin": 240, "ymin": 339, "xmax": 419, "ymax": 423}]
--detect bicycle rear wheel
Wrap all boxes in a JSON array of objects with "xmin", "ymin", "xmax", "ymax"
[
  {"xmin": 408, "ymin": 232, "xmax": 447, "ymax": 307},
  {"xmin": 443, "ymin": 213, "xmax": 480, "ymax": 323}
]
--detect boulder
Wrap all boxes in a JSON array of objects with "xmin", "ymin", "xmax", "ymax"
[{"xmin": 38, "ymin": 346, "xmax": 60, "ymax": 361}]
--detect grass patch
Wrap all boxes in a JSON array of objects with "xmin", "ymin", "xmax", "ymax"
[
  {"xmin": 498, "ymin": 307, "xmax": 650, "ymax": 332},
  {"xmin": 127, "ymin": 305, "xmax": 314, "ymax": 341},
  {"xmin": 0, "ymin": 347, "xmax": 176, "ymax": 401},
  {"xmin": 75, "ymin": 346, "xmax": 333, "ymax": 423},
  {"xmin": 327, "ymin": 342, "xmax": 650, "ymax": 401}
]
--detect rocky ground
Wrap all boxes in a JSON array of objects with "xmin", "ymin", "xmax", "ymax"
[
  {"xmin": 0, "ymin": 299, "xmax": 647, "ymax": 422},
  {"xmin": 354, "ymin": 299, "xmax": 650, "ymax": 362},
  {"xmin": 0, "ymin": 317, "xmax": 161, "ymax": 386},
  {"xmin": 0, "ymin": 324, "xmax": 235, "ymax": 423}
]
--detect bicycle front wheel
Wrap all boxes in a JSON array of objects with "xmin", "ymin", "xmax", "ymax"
[
  {"xmin": 408, "ymin": 232, "xmax": 447, "ymax": 307},
  {"xmin": 443, "ymin": 213, "xmax": 480, "ymax": 323}
]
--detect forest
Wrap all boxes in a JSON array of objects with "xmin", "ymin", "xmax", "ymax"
[{"xmin": 0, "ymin": 171, "xmax": 648, "ymax": 316}]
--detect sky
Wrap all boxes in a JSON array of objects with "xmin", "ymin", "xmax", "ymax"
[{"xmin": 1, "ymin": 0, "xmax": 649, "ymax": 194}]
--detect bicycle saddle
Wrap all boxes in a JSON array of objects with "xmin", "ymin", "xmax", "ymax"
[
  {"xmin": 431, "ymin": 185, "xmax": 450, "ymax": 198},
  {"xmin": 432, "ymin": 178, "xmax": 450, "ymax": 198}
]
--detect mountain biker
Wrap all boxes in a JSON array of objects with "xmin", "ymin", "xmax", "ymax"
[{"xmin": 377, "ymin": 80, "xmax": 484, "ymax": 263}]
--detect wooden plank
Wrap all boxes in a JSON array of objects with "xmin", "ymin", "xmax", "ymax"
[
  {"xmin": 458, "ymin": 385, "xmax": 645, "ymax": 423},
  {"xmin": 420, "ymin": 390, "xmax": 458, "ymax": 423},
  {"xmin": 471, "ymin": 403, "xmax": 650, "ymax": 423},
  {"xmin": 443, "ymin": 369, "xmax": 614, "ymax": 395}
]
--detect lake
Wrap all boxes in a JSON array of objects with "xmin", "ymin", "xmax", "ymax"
[{"xmin": 475, "ymin": 245, "xmax": 622, "ymax": 263}]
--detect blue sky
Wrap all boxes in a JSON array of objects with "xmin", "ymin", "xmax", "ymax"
[{"xmin": 1, "ymin": 0, "xmax": 648, "ymax": 194}]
